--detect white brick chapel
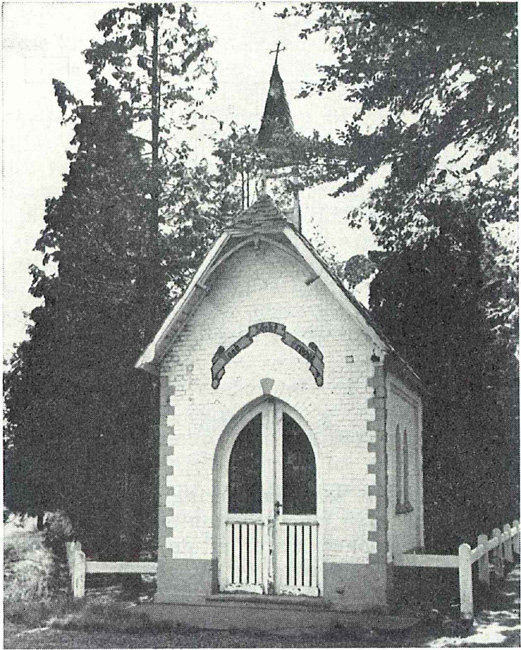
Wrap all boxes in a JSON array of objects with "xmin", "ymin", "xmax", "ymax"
[{"xmin": 136, "ymin": 58, "xmax": 424, "ymax": 617}]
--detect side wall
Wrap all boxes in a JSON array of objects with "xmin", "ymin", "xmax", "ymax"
[
  {"xmin": 385, "ymin": 372, "xmax": 424, "ymax": 557},
  {"xmin": 156, "ymin": 242, "xmax": 388, "ymax": 609}
]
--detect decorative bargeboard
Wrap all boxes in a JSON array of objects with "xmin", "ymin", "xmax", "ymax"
[{"xmin": 211, "ymin": 322, "xmax": 324, "ymax": 389}]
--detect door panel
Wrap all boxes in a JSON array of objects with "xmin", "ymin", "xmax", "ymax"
[
  {"xmin": 276, "ymin": 409, "xmax": 319, "ymax": 595},
  {"xmin": 222, "ymin": 401, "xmax": 320, "ymax": 596}
]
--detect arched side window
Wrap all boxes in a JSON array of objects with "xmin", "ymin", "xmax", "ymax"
[
  {"xmin": 403, "ymin": 427, "xmax": 410, "ymax": 509},
  {"xmin": 395, "ymin": 424, "xmax": 403, "ymax": 509},
  {"xmin": 396, "ymin": 424, "xmax": 413, "ymax": 515}
]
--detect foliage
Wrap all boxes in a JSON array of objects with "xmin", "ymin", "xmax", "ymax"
[
  {"xmin": 277, "ymin": 2, "xmax": 517, "ymax": 249},
  {"xmin": 84, "ymin": 4, "xmax": 219, "ymax": 297},
  {"xmin": 369, "ymin": 200, "xmax": 519, "ymax": 549},
  {"xmin": 4, "ymin": 527, "xmax": 80, "ymax": 628},
  {"xmin": 342, "ymin": 254, "xmax": 377, "ymax": 289},
  {"xmin": 84, "ymin": 4, "xmax": 216, "ymax": 135}
]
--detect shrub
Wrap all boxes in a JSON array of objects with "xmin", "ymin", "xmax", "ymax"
[{"xmin": 4, "ymin": 531, "xmax": 54, "ymax": 603}]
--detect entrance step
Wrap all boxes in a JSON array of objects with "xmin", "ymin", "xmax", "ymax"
[
  {"xmin": 136, "ymin": 602, "xmax": 420, "ymax": 633},
  {"xmin": 206, "ymin": 593, "xmax": 330, "ymax": 609}
]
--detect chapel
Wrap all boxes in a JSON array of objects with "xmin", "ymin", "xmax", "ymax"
[{"xmin": 136, "ymin": 55, "xmax": 424, "ymax": 627}]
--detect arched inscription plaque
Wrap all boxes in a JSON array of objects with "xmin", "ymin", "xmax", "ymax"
[{"xmin": 211, "ymin": 322, "xmax": 324, "ymax": 389}]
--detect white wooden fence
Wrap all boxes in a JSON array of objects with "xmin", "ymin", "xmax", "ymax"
[
  {"xmin": 66, "ymin": 520, "xmax": 519, "ymax": 619},
  {"xmin": 395, "ymin": 520, "xmax": 520, "ymax": 620},
  {"xmin": 65, "ymin": 541, "xmax": 157, "ymax": 599}
]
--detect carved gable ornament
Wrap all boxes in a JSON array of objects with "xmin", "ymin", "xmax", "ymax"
[{"xmin": 211, "ymin": 322, "xmax": 324, "ymax": 389}]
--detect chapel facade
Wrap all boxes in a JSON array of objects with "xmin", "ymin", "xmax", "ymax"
[{"xmin": 136, "ymin": 57, "xmax": 424, "ymax": 623}]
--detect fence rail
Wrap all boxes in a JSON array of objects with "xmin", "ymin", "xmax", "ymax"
[
  {"xmin": 65, "ymin": 542, "xmax": 157, "ymax": 598},
  {"xmin": 394, "ymin": 519, "xmax": 520, "ymax": 620}
]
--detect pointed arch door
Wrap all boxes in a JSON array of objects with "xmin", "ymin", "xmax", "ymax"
[{"xmin": 220, "ymin": 400, "xmax": 321, "ymax": 596}]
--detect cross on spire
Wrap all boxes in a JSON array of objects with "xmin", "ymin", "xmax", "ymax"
[{"xmin": 270, "ymin": 41, "xmax": 285, "ymax": 65}]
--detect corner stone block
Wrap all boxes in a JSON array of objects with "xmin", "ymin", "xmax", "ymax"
[{"xmin": 374, "ymin": 386, "xmax": 387, "ymax": 399}]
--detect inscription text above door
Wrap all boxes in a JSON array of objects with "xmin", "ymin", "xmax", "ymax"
[{"xmin": 211, "ymin": 322, "xmax": 324, "ymax": 389}]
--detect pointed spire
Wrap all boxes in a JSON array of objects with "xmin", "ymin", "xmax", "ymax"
[{"xmin": 257, "ymin": 47, "xmax": 295, "ymax": 148}]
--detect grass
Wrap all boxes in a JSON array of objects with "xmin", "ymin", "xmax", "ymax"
[
  {"xmin": 2, "ymin": 624, "xmax": 445, "ymax": 649},
  {"xmin": 49, "ymin": 603, "xmax": 170, "ymax": 633}
]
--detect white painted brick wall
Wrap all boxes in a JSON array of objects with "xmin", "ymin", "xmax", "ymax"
[{"xmin": 161, "ymin": 242, "xmax": 378, "ymax": 563}]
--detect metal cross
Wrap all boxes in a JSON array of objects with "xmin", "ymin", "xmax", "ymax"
[{"xmin": 270, "ymin": 41, "xmax": 285, "ymax": 64}]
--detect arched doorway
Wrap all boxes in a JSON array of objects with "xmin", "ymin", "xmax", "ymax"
[{"xmin": 217, "ymin": 399, "xmax": 321, "ymax": 596}]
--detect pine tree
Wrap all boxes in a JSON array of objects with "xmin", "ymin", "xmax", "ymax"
[{"xmin": 5, "ymin": 85, "xmax": 158, "ymax": 556}]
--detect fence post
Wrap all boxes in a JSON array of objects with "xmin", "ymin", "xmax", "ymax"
[
  {"xmin": 503, "ymin": 524, "xmax": 513, "ymax": 562},
  {"xmin": 458, "ymin": 543, "xmax": 474, "ymax": 620},
  {"xmin": 72, "ymin": 542, "xmax": 86, "ymax": 598},
  {"xmin": 476, "ymin": 534, "xmax": 489, "ymax": 586},
  {"xmin": 492, "ymin": 528, "xmax": 504, "ymax": 578},
  {"xmin": 65, "ymin": 541, "xmax": 77, "ymax": 592}
]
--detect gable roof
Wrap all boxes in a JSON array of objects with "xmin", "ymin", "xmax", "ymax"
[{"xmin": 135, "ymin": 193, "xmax": 422, "ymax": 392}]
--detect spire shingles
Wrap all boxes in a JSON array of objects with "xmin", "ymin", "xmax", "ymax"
[{"xmin": 257, "ymin": 61, "xmax": 295, "ymax": 148}]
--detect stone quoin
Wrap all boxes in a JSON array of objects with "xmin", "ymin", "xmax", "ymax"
[{"xmin": 136, "ymin": 53, "xmax": 424, "ymax": 626}]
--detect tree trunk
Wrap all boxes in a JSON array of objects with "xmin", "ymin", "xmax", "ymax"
[
  {"xmin": 119, "ymin": 8, "xmax": 161, "ymax": 593},
  {"xmin": 149, "ymin": 5, "xmax": 161, "ymax": 330}
]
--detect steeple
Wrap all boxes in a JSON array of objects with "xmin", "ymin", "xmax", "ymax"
[
  {"xmin": 257, "ymin": 43, "xmax": 295, "ymax": 148},
  {"xmin": 253, "ymin": 45, "xmax": 301, "ymax": 232}
]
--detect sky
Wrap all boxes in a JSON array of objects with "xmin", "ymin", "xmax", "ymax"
[{"xmin": 2, "ymin": 1, "xmax": 378, "ymax": 360}]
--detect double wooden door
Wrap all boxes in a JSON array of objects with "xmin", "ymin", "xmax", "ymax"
[{"xmin": 220, "ymin": 400, "xmax": 320, "ymax": 596}]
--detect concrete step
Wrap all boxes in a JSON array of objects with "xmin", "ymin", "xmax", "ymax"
[
  {"xmin": 206, "ymin": 593, "xmax": 331, "ymax": 609},
  {"xmin": 136, "ymin": 601, "xmax": 420, "ymax": 633}
]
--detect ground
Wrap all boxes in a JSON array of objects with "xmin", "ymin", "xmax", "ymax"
[
  {"xmin": 5, "ymin": 567, "xmax": 520, "ymax": 648},
  {"xmin": 4, "ymin": 520, "xmax": 520, "ymax": 648}
]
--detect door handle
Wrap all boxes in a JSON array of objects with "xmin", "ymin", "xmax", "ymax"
[{"xmin": 274, "ymin": 501, "xmax": 283, "ymax": 516}]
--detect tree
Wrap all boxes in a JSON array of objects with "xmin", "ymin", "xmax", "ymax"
[
  {"xmin": 277, "ymin": 2, "xmax": 517, "ymax": 249},
  {"xmin": 4, "ymin": 85, "xmax": 157, "ymax": 557},
  {"xmin": 84, "ymin": 4, "xmax": 217, "ymax": 323},
  {"xmin": 369, "ymin": 199, "xmax": 518, "ymax": 549}
]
